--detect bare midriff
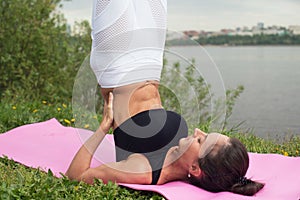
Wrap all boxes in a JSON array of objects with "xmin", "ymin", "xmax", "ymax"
[{"xmin": 101, "ymin": 81, "xmax": 162, "ymax": 129}]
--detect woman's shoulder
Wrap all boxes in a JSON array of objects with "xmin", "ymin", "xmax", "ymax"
[
  {"xmin": 126, "ymin": 153, "xmax": 152, "ymax": 173},
  {"xmin": 122, "ymin": 153, "xmax": 153, "ymax": 184}
]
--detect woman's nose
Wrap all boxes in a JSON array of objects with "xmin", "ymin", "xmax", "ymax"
[{"xmin": 194, "ymin": 128, "xmax": 207, "ymax": 137}]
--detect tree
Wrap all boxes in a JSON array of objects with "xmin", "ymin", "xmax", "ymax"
[{"xmin": 0, "ymin": 0, "xmax": 91, "ymax": 101}]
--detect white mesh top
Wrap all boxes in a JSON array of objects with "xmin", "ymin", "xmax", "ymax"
[{"xmin": 90, "ymin": 0, "xmax": 167, "ymax": 88}]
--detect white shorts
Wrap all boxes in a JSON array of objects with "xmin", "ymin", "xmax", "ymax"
[{"xmin": 90, "ymin": 0, "xmax": 167, "ymax": 88}]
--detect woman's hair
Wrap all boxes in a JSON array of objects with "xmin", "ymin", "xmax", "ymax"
[{"xmin": 188, "ymin": 137, "xmax": 264, "ymax": 196}]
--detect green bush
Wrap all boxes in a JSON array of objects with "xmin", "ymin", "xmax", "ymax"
[
  {"xmin": 0, "ymin": 0, "xmax": 91, "ymax": 101},
  {"xmin": 159, "ymin": 58, "xmax": 244, "ymax": 132}
]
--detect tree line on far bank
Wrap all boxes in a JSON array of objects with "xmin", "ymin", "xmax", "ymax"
[
  {"xmin": 168, "ymin": 34, "xmax": 300, "ymax": 46},
  {"xmin": 197, "ymin": 34, "xmax": 300, "ymax": 46}
]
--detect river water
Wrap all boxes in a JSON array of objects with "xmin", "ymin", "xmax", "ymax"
[{"xmin": 168, "ymin": 46, "xmax": 300, "ymax": 140}]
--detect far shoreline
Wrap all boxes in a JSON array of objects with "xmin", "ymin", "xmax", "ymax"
[{"xmin": 167, "ymin": 44, "xmax": 300, "ymax": 47}]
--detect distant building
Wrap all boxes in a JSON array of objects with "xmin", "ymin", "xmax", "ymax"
[
  {"xmin": 242, "ymin": 26, "xmax": 250, "ymax": 32},
  {"xmin": 230, "ymin": 31, "xmax": 253, "ymax": 36},
  {"xmin": 198, "ymin": 30, "xmax": 208, "ymax": 37},
  {"xmin": 167, "ymin": 31, "xmax": 187, "ymax": 40},
  {"xmin": 220, "ymin": 29, "xmax": 234, "ymax": 35},
  {"xmin": 289, "ymin": 25, "xmax": 300, "ymax": 35},
  {"xmin": 261, "ymin": 26, "xmax": 284, "ymax": 35},
  {"xmin": 183, "ymin": 30, "xmax": 200, "ymax": 40},
  {"xmin": 178, "ymin": 23, "xmax": 296, "ymax": 38},
  {"xmin": 257, "ymin": 22, "xmax": 264, "ymax": 30},
  {"xmin": 252, "ymin": 22, "xmax": 264, "ymax": 34}
]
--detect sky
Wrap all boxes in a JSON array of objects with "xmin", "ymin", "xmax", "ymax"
[{"xmin": 61, "ymin": 0, "xmax": 300, "ymax": 31}]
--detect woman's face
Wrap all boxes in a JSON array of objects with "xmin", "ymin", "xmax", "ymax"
[{"xmin": 174, "ymin": 129, "xmax": 230, "ymax": 163}]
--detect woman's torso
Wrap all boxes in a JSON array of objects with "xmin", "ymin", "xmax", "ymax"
[
  {"xmin": 113, "ymin": 107, "xmax": 188, "ymax": 184},
  {"xmin": 101, "ymin": 81, "xmax": 162, "ymax": 129}
]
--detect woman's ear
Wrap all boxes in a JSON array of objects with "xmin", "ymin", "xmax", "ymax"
[{"xmin": 189, "ymin": 162, "xmax": 201, "ymax": 178}]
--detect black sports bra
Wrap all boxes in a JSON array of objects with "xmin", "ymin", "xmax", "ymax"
[{"xmin": 113, "ymin": 109, "xmax": 188, "ymax": 184}]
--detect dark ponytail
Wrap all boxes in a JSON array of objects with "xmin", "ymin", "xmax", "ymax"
[
  {"xmin": 188, "ymin": 137, "xmax": 264, "ymax": 196},
  {"xmin": 230, "ymin": 177, "xmax": 264, "ymax": 196}
]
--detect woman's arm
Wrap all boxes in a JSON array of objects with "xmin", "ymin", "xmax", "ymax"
[
  {"xmin": 78, "ymin": 153, "xmax": 152, "ymax": 184},
  {"xmin": 66, "ymin": 92, "xmax": 152, "ymax": 185},
  {"xmin": 65, "ymin": 92, "xmax": 114, "ymax": 180}
]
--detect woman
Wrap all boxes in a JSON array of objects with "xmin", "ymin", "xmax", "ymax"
[
  {"xmin": 66, "ymin": 92, "xmax": 264, "ymax": 195},
  {"xmin": 66, "ymin": 0, "xmax": 264, "ymax": 196}
]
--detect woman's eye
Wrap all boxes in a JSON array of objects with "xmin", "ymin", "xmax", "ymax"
[{"xmin": 198, "ymin": 138, "xmax": 201, "ymax": 143}]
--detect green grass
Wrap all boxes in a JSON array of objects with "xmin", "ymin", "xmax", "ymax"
[
  {"xmin": 0, "ymin": 100, "xmax": 299, "ymax": 199},
  {"xmin": 0, "ymin": 157, "xmax": 162, "ymax": 199},
  {"xmin": 0, "ymin": 99, "xmax": 102, "ymax": 133}
]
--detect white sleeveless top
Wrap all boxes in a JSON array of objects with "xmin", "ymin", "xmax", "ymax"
[{"xmin": 90, "ymin": 0, "xmax": 167, "ymax": 88}]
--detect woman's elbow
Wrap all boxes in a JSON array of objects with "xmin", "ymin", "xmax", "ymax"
[
  {"xmin": 66, "ymin": 168, "xmax": 104, "ymax": 185},
  {"xmin": 79, "ymin": 169, "xmax": 102, "ymax": 185},
  {"xmin": 65, "ymin": 169, "xmax": 82, "ymax": 182}
]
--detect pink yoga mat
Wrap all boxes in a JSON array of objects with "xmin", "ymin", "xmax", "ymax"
[{"xmin": 0, "ymin": 119, "xmax": 299, "ymax": 200}]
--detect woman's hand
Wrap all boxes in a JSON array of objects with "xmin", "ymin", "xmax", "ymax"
[
  {"xmin": 66, "ymin": 92, "xmax": 113, "ymax": 180},
  {"xmin": 100, "ymin": 92, "xmax": 114, "ymax": 133}
]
